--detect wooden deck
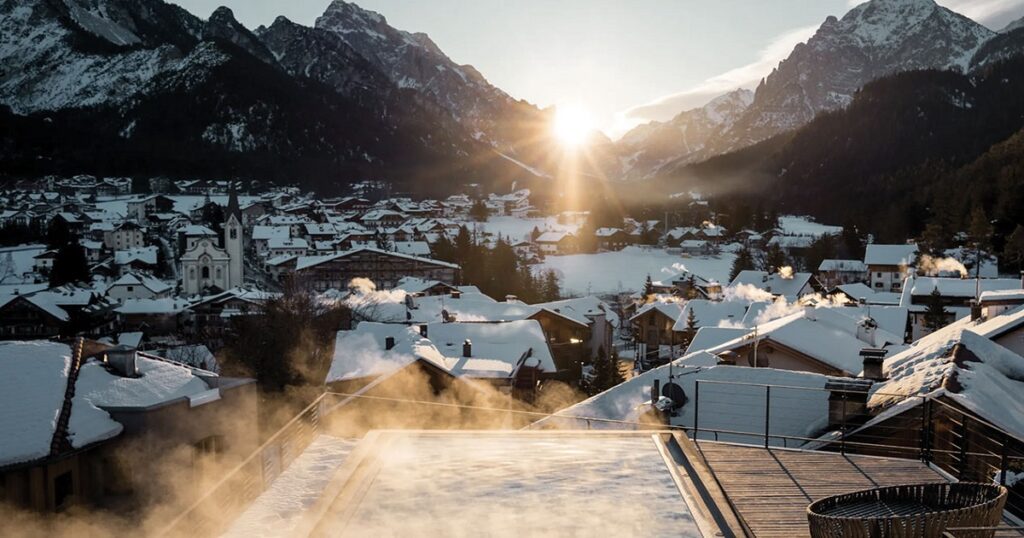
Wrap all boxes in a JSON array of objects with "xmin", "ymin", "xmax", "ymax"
[{"xmin": 694, "ymin": 440, "xmax": 1022, "ymax": 537}]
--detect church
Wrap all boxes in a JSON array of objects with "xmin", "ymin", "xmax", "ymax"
[{"xmin": 181, "ymin": 193, "xmax": 244, "ymax": 295}]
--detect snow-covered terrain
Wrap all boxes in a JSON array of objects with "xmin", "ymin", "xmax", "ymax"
[
  {"xmin": 474, "ymin": 216, "xmax": 579, "ymax": 242},
  {"xmin": 537, "ymin": 246, "xmax": 734, "ymax": 296}
]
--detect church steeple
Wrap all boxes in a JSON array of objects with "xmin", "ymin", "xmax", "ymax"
[{"xmin": 226, "ymin": 186, "xmax": 241, "ymax": 223}]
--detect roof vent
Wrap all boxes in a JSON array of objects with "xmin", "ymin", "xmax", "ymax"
[
  {"xmin": 463, "ymin": 339, "xmax": 472, "ymax": 357},
  {"xmin": 860, "ymin": 348, "xmax": 888, "ymax": 381},
  {"xmin": 385, "ymin": 336, "xmax": 395, "ymax": 351},
  {"xmin": 451, "ymin": 290, "xmax": 462, "ymax": 299}
]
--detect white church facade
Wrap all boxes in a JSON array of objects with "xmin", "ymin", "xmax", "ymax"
[{"xmin": 181, "ymin": 193, "xmax": 244, "ymax": 295}]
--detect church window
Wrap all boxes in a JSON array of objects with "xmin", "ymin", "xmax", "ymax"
[
  {"xmin": 230, "ymin": 228, "xmax": 237, "ymax": 240},
  {"xmin": 202, "ymin": 266, "xmax": 210, "ymax": 279}
]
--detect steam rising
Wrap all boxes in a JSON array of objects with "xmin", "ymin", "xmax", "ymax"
[{"xmin": 916, "ymin": 255, "xmax": 968, "ymax": 278}]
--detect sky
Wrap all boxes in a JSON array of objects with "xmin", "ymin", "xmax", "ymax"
[{"xmin": 174, "ymin": 0, "xmax": 1024, "ymax": 138}]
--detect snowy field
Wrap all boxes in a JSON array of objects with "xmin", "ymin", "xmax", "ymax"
[
  {"xmin": 340, "ymin": 433, "xmax": 702, "ymax": 537},
  {"xmin": 471, "ymin": 216, "xmax": 580, "ymax": 242},
  {"xmin": 223, "ymin": 435, "xmax": 358, "ymax": 538},
  {"xmin": 537, "ymin": 246, "xmax": 735, "ymax": 296},
  {"xmin": 777, "ymin": 215, "xmax": 842, "ymax": 236},
  {"xmin": 0, "ymin": 244, "xmax": 47, "ymax": 285}
]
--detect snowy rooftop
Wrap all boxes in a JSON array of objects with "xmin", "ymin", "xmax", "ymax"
[
  {"xmin": 907, "ymin": 276, "xmax": 1020, "ymax": 298},
  {"xmin": 729, "ymin": 270, "xmax": 813, "ymax": 300},
  {"xmin": 819, "ymin": 259, "xmax": 867, "ymax": 272},
  {"xmin": 327, "ymin": 320, "xmax": 557, "ymax": 383},
  {"xmin": 864, "ymin": 244, "xmax": 918, "ymax": 266},
  {"xmin": 673, "ymin": 299, "xmax": 749, "ymax": 331},
  {"xmin": 0, "ymin": 341, "xmax": 121, "ymax": 467},
  {"xmin": 870, "ymin": 315, "xmax": 1024, "ymax": 440}
]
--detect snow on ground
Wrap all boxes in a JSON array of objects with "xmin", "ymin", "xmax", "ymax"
[
  {"xmin": 472, "ymin": 216, "xmax": 579, "ymax": 242},
  {"xmin": 537, "ymin": 246, "xmax": 735, "ymax": 296},
  {"xmin": 0, "ymin": 244, "xmax": 46, "ymax": 284},
  {"xmin": 340, "ymin": 433, "xmax": 702, "ymax": 537},
  {"xmin": 222, "ymin": 435, "xmax": 358, "ymax": 538},
  {"xmin": 777, "ymin": 215, "xmax": 842, "ymax": 237}
]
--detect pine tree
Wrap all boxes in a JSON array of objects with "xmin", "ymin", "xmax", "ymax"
[
  {"xmin": 968, "ymin": 205, "xmax": 992, "ymax": 278},
  {"xmin": 643, "ymin": 274, "xmax": 654, "ymax": 298},
  {"xmin": 50, "ymin": 238, "xmax": 89, "ymax": 287},
  {"xmin": 542, "ymin": 270, "xmax": 560, "ymax": 302},
  {"xmin": 374, "ymin": 229, "xmax": 393, "ymax": 251},
  {"xmin": 762, "ymin": 243, "xmax": 788, "ymax": 272},
  {"xmin": 684, "ymin": 307, "xmax": 698, "ymax": 346},
  {"xmin": 923, "ymin": 287, "xmax": 949, "ymax": 332},
  {"xmin": 1004, "ymin": 225, "xmax": 1024, "ymax": 271},
  {"xmin": 46, "ymin": 218, "xmax": 71, "ymax": 249},
  {"xmin": 469, "ymin": 199, "xmax": 489, "ymax": 222},
  {"xmin": 587, "ymin": 345, "xmax": 625, "ymax": 395},
  {"xmin": 730, "ymin": 246, "xmax": 755, "ymax": 281}
]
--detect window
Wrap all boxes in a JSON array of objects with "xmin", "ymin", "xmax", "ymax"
[
  {"xmin": 874, "ymin": 282, "xmax": 883, "ymax": 288},
  {"xmin": 189, "ymin": 268, "xmax": 195, "ymax": 279},
  {"xmin": 215, "ymin": 267, "xmax": 222, "ymax": 279},
  {"xmin": 230, "ymin": 228, "xmax": 237, "ymax": 240},
  {"xmin": 126, "ymin": 286, "xmax": 133, "ymax": 292},
  {"xmin": 876, "ymin": 272, "xmax": 883, "ymax": 278},
  {"xmin": 201, "ymin": 266, "xmax": 210, "ymax": 279}
]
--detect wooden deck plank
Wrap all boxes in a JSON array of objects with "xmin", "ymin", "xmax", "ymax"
[{"xmin": 695, "ymin": 441, "xmax": 956, "ymax": 537}]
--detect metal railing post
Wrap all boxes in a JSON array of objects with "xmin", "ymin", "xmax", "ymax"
[
  {"xmin": 1001, "ymin": 432, "xmax": 1010, "ymax": 486},
  {"xmin": 840, "ymin": 391, "xmax": 847, "ymax": 456},
  {"xmin": 922, "ymin": 398, "xmax": 933, "ymax": 463},
  {"xmin": 764, "ymin": 385, "xmax": 771, "ymax": 449},
  {"xmin": 693, "ymin": 380, "xmax": 700, "ymax": 441},
  {"xmin": 959, "ymin": 414, "xmax": 970, "ymax": 479}
]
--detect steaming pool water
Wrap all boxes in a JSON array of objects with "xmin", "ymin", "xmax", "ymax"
[{"xmin": 322, "ymin": 433, "xmax": 704, "ymax": 537}]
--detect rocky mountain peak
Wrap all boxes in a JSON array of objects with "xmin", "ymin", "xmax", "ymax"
[{"xmin": 202, "ymin": 5, "xmax": 278, "ymax": 66}]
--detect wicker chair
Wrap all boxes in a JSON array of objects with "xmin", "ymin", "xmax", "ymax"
[{"xmin": 807, "ymin": 482, "xmax": 1007, "ymax": 538}]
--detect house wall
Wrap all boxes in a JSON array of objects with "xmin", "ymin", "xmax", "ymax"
[
  {"xmin": 995, "ymin": 328, "xmax": 1024, "ymax": 357},
  {"xmin": 106, "ymin": 284, "xmax": 160, "ymax": 302},
  {"xmin": 728, "ymin": 342, "xmax": 847, "ymax": 376},
  {"xmin": 869, "ymin": 264, "xmax": 907, "ymax": 292}
]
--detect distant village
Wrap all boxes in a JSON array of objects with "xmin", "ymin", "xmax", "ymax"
[{"xmin": 3, "ymin": 174, "xmax": 1024, "ymax": 535}]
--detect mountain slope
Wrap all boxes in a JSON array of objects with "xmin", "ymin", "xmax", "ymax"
[
  {"xmin": 313, "ymin": 0, "xmax": 547, "ymax": 152},
  {"xmin": 673, "ymin": 56, "xmax": 1024, "ymax": 240},
  {"xmin": 617, "ymin": 89, "xmax": 753, "ymax": 180},
  {"xmin": 0, "ymin": 0, "xmax": 533, "ymax": 194},
  {"xmin": 625, "ymin": 0, "xmax": 1001, "ymax": 180}
]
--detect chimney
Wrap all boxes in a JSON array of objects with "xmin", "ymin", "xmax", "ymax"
[
  {"xmin": 651, "ymin": 379, "xmax": 661, "ymax": 404},
  {"xmin": 104, "ymin": 345, "xmax": 139, "ymax": 377},
  {"xmin": 860, "ymin": 348, "xmax": 888, "ymax": 381},
  {"xmin": 717, "ymin": 350, "xmax": 737, "ymax": 365},
  {"xmin": 462, "ymin": 339, "xmax": 472, "ymax": 357},
  {"xmin": 385, "ymin": 336, "xmax": 395, "ymax": 350},
  {"xmin": 505, "ymin": 294, "xmax": 518, "ymax": 302},
  {"xmin": 451, "ymin": 290, "xmax": 462, "ymax": 299},
  {"xmin": 970, "ymin": 300, "xmax": 982, "ymax": 322},
  {"xmin": 419, "ymin": 325, "xmax": 428, "ymax": 338},
  {"xmin": 826, "ymin": 378, "xmax": 873, "ymax": 429}
]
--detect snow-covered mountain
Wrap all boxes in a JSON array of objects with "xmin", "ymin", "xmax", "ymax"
[
  {"xmin": 617, "ymin": 89, "xmax": 753, "ymax": 180},
  {"xmin": 626, "ymin": 0, "xmax": 1008, "ymax": 179},
  {"xmin": 313, "ymin": 0, "xmax": 544, "ymax": 150},
  {"xmin": 0, "ymin": 0, "xmax": 534, "ymax": 194}
]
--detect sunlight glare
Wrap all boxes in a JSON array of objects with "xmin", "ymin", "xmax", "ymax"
[{"xmin": 552, "ymin": 103, "xmax": 595, "ymax": 148}]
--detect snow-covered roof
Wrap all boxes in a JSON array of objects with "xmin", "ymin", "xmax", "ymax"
[
  {"xmin": 819, "ymin": 259, "xmax": 867, "ymax": 272},
  {"xmin": 729, "ymin": 270, "xmax": 813, "ymax": 301},
  {"xmin": 535, "ymin": 231, "xmax": 572, "ymax": 243},
  {"xmin": 673, "ymin": 300, "xmax": 749, "ymax": 331},
  {"xmin": 268, "ymin": 237, "xmax": 309, "ymax": 250},
  {"xmin": 870, "ymin": 318, "xmax": 1024, "ymax": 441},
  {"xmin": 0, "ymin": 341, "xmax": 121, "ymax": 467},
  {"xmin": 108, "ymin": 272, "xmax": 171, "ymax": 294},
  {"xmin": 836, "ymin": 283, "xmax": 902, "ymax": 305},
  {"xmin": 114, "ymin": 246, "xmax": 158, "ymax": 266},
  {"xmin": 864, "ymin": 244, "xmax": 918, "ymax": 266},
  {"xmin": 327, "ymin": 320, "xmax": 556, "ymax": 383},
  {"xmin": 115, "ymin": 297, "xmax": 191, "ymax": 315},
  {"xmin": 296, "ymin": 247, "xmax": 459, "ymax": 271},
  {"xmin": 684, "ymin": 327, "xmax": 751, "ymax": 355},
  {"xmin": 252, "ymin": 225, "xmax": 291, "ymax": 241},
  {"xmin": 907, "ymin": 277, "xmax": 1020, "ymax": 298},
  {"xmin": 181, "ymin": 225, "xmax": 216, "ymax": 237},
  {"xmin": 629, "ymin": 301, "xmax": 683, "ymax": 322},
  {"xmin": 595, "ymin": 227, "xmax": 623, "ymax": 237},
  {"xmin": 980, "ymin": 289, "xmax": 1024, "ymax": 304}
]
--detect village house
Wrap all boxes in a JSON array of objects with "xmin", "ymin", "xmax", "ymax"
[
  {"xmin": 104, "ymin": 221, "xmax": 146, "ymax": 251},
  {"xmin": 594, "ymin": 228, "xmax": 630, "ymax": 251},
  {"xmin": 0, "ymin": 340, "xmax": 257, "ymax": 513},
  {"xmin": 630, "ymin": 301, "xmax": 684, "ymax": 369},
  {"xmin": 865, "ymin": 244, "xmax": 918, "ymax": 292},
  {"xmin": 534, "ymin": 231, "xmax": 576, "ymax": 255},
  {"xmin": 729, "ymin": 270, "xmax": 819, "ymax": 302},
  {"xmin": 104, "ymin": 272, "xmax": 173, "ymax": 302},
  {"xmin": 899, "ymin": 275, "xmax": 1021, "ymax": 340},
  {"xmin": 294, "ymin": 247, "xmax": 460, "ymax": 291},
  {"xmin": 817, "ymin": 259, "xmax": 868, "ymax": 288},
  {"xmin": 125, "ymin": 195, "xmax": 175, "ymax": 222}
]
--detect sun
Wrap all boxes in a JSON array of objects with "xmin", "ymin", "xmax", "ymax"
[{"xmin": 552, "ymin": 103, "xmax": 595, "ymax": 148}]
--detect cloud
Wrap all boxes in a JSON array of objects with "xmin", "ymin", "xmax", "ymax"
[{"xmin": 611, "ymin": 24, "xmax": 819, "ymax": 136}]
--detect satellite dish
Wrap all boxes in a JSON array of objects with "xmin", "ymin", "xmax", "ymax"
[{"xmin": 661, "ymin": 382, "xmax": 687, "ymax": 408}]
